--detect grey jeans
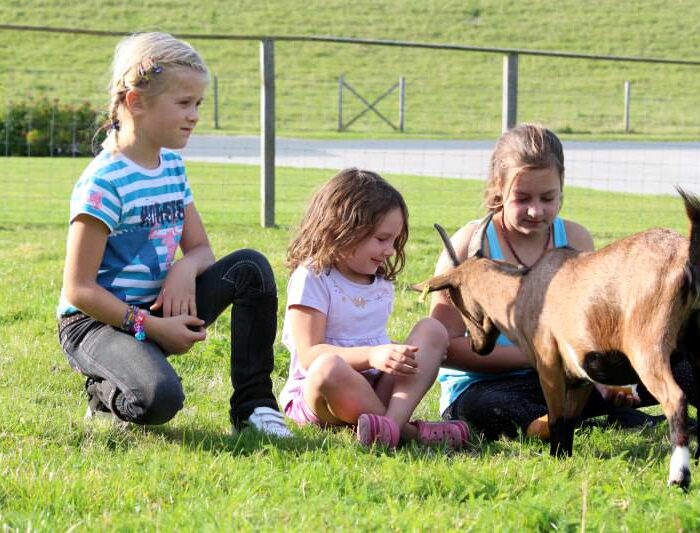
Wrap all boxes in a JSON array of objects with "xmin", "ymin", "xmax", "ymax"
[{"xmin": 58, "ymin": 249, "xmax": 281, "ymax": 427}]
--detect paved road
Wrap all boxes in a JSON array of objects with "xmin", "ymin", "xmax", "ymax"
[{"xmin": 182, "ymin": 135, "xmax": 700, "ymax": 195}]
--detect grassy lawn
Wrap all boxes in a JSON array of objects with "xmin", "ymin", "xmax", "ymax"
[
  {"xmin": 1, "ymin": 1, "xmax": 700, "ymax": 138},
  {"xmin": 1, "ymin": 157, "xmax": 699, "ymax": 530}
]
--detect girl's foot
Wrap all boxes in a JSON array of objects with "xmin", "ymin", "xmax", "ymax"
[
  {"xmin": 357, "ymin": 413, "xmax": 400, "ymax": 448},
  {"xmin": 526, "ymin": 415, "xmax": 550, "ymax": 440},
  {"xmin": 241, "ymin": 406, "xmax": 293, "ymax": 438},
  {"xmin": 412, "ymin": 420, "xmax": 470, "ymax": 449}
]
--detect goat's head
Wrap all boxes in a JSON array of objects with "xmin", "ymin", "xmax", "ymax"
[{"xmin": 414, "ymin": 257, "xmax": 500, "ymax": 355}]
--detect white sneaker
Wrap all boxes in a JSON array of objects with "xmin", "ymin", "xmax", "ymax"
[{"xmin": 243, "ymin": 407, "xmax": 293, "ymax": 438}]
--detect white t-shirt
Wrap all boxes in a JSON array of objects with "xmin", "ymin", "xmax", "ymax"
[{"xmin": 279, "ymin": 264, "xmax": 394, "ymax": 409}]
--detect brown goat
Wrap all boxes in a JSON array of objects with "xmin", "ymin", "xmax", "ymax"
[{"xmin": 416, "ymin": 188, "xmax": 700, "ymax": 489}]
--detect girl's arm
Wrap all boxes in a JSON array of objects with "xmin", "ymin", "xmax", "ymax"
[
  {"xmin": 63, "ymin": 214, "xmax": 206, "ymax": 354},
  {"xmin": 429, "ymin": 222, "xmax": 532, "ymax": 372},
  {"xmin": 63, "ymin": 214, "xmax": 134, "ymax": 326},
  {"xmin": 288, "ymin": 305, "xmax": 418, "ymax": 375},
  {"xmin": 150, "ymin": 203, "xmax": 216, "ymax": 317}
]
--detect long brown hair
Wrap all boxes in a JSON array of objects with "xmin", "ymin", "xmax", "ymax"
[
  {"xmin": 286, "ymin": 168, "xmax": 409, "ymax": 280},
  {"xmin": 484, "ymin": 123, "xmax": 565, "ymax": 211}
]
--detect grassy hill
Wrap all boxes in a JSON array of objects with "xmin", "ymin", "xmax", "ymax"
[
  {"xmin": 3, "ymin": 160, "xmax": 700, "ymax": 531},
  {"xmin": 2, "ymin": 1, "xmax": 700, "ymax": 138}
]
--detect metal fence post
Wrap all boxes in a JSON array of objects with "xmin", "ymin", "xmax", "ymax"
[
  {"xmin": 71, "ymin": 113, "xmax": 77, "ymax": 157},
  {"xmin": 4, "ymin": 107, "xmax": 9, "ymax": 156},
  {"xmin": 26, "ymin": 114, "xmax": 31, "ymax": 157},
  {"xmin": 399, "ymin": 76, "xmax": 405, "ymax": 132},
  {"xmin": 338, "ymin": 74, "xmax": 344, "ymax": 131},
  {"xmin": 213, "ymin": 74, "xmax": 220, "ymax": 130},
  {"xmin": 624, "ymin": 80, "xmax": 631, "ymax": 133},
  {"xmin": 502, "ymin": 53, "xmax": 518, "ymax": 132},
  {"xmin": 49, "ymin": 105, "xmax": 55, "ymax": 156},
  {"xmin": 260, "ymin": 39, "xmax": 275, "ymax": 228}
]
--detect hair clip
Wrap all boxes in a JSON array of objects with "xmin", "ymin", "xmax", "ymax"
[
  {"xmin": 136, "ymin": 58, "xmax": 163, "ymax": 86},
  {"xmin": 111, "ymin": 119, "xmax": 121, "ymax": 132}
]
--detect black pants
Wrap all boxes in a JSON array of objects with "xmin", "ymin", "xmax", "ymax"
[
  {"xmin": 58, "ymin": 249, "xmax": 280, "ymax": 427},
  {"xmin": 443, "ymin": 359, "xmax": 698, "ymax": 440}
]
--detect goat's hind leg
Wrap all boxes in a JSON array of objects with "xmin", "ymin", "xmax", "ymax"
[
  {"xmin": 633, "ymin": 354, "xmax": 690, "ymax": 489},
  {"xmin": 678, "ymin": 311, "xmax": 700, "ymax": 461}
]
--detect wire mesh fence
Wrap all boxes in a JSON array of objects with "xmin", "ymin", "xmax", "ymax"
[{"xmin": 2, "ymin": 27, "xmax": 700, "ymax": 235}]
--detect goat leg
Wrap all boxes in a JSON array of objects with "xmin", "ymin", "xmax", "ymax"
[
  {"xmin": 537, "ymin": 363, "xmax": 573, "ymax": 457},
  {"xmin": 546, "ymin": 385, "xmax": 591, "ymax": 457},
  {"xmin": 549, "ymin": 417, "xmax": 575, "ymax": 457},
  {"xmin": 685, "ymin": 316, "xmax": 700, "ymax": 462},
  {"xmin": 632, "ymin": 355, "xmax": 691, "ymax": 489},
  {"xmin": 696, "ymin": 357, "xmax": 700, "ymax": 463}
]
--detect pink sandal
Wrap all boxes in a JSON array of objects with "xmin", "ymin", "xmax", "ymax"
[
  {"xmin": 357, "ymin": 413, "xmax": 400, "ymax": 448},
  {"xmin": 412, "ymin": 420, "xmax": 470, "ymax": 449}
]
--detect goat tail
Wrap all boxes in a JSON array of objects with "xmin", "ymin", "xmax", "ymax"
[
  {"xmin": 677, "ymin": 186, "xmax": 700, "ymax": 274},
  {"xmin": 434, "ymin": 223, "xmax": 460, "ymax": 267}
]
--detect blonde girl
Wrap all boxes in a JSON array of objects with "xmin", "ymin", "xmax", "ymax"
[
  {"xmin": 57, "ymin": 32, "xmax": 290, "ymax": 437},
  {"xmin": 280, "ymin": 168, "xmax": 470, "ymax": 448}
]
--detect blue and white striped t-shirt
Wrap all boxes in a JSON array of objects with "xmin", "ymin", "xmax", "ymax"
[{"xmin": 57, "ymin": 149, "xmax": 193, "ymax": 316}]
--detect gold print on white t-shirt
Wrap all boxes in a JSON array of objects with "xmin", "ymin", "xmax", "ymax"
[{"xmin": 330, "ymin": 276, "xmax": 390, "ymax": 308}]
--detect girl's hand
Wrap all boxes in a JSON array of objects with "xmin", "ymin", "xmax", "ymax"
[
  {"xmin": 146, "ymin": 314, "xmax": 206, "ymax": 355},
  {"xmin": 369, "ymin": 344, "xmax": 419, "ymax": 375},
  {"xmin": 594, "ymin": 383, "xmax": 640, "ymax": 407},
  {"xmin": 150, "ymin": 260, "xmax": 198, "ymax": 317}
]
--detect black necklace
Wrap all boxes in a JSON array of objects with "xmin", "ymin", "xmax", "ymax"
[{"xmin": 500, "ymin": 216, "xmax": 551, "ymax": 267}]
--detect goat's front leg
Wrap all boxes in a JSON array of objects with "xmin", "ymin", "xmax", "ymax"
[
  {"xmin": 538, "ymin": 365, "xmax": 573, "ymax": 457},
  {"xmin": 546, "ymin": 385, "xmax": 590, "ymax": 458},
  {"xmin": 632, "ymin": 353, "xmax": 690, "ymax": 489},
  {"xmin": 565, "ymin": 384, "xmax": 593, "ymax": 421}
]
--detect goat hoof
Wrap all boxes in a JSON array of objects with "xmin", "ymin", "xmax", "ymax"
[
  {"xmin": 668, "ymin": 467, "xmax": 691, "ymax": 491},
  {"xmin": 549, "ymin": 444, "xmax": 572, "ymax": 458}
]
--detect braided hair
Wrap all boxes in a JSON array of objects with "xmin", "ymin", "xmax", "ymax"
[{"xmin": 93, "ymin": 32, "xmax": 209, "ymax": 154}]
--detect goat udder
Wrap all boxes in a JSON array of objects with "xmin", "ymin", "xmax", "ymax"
[{"xmin": 582, "ymin": 350, "xmax": 639, "ymax": 385}]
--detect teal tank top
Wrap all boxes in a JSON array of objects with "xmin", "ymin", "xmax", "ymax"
[{"xmin": 437, "ymin": 217, "xmax": 569, "ymax": 414}]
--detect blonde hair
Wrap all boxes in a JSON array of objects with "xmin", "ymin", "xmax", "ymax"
[
  {"xmin": 286, "ymin": 168, "xmax": 409, "ymax": 281},
  {"xmin": 484, "ymin": 123, "xmax": 565, "ymax": 211},
  {"xmin": 96, "ymin": 32, "xmax": 209, "ymax": 153}
]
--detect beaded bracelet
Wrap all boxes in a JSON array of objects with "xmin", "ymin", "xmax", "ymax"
[
  {"xmin": 133, "ymin": 310, "xmax": 147, "ymax": 342},
  {"xmin": 121, "ymin": 305, "xmax": 137, "ymax": 333},
  {"xmin": 121, "ymin": 305, "xmax": 147, "ymax": 341}
]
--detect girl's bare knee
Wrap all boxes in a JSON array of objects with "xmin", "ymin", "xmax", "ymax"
[
  {"xmin": 307, "ymin": 353, "xmax": 352, "ymax": 391},
  {"xmin": 410, "ymin": 317, "xmax": 449, "ymax": 354}
]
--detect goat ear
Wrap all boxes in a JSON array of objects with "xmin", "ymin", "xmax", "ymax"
[
  {"xmin": 411, "ymin": 281, "xmax": 449, "ymax": 293},
  {"xmin": 411, "ymin": 271, "xmax": 457, "ymax": 294}
]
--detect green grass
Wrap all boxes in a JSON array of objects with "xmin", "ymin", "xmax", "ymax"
[
  {"xmin": 2, "ymin": 158, "xmax": 700, "ymax": 530},
  {"xmin": 2, "ymin": 1, "xmax": 700, "ymax": 138}
]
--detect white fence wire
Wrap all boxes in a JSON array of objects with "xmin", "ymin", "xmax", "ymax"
[{"xmin": 2, "ymin": 26, "xmax": 700, "ymax": 233}]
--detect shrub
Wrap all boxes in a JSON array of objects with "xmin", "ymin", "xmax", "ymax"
[{"xmin": 0, "ymin": 99, "xmax": 103, "ymax": 157}]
